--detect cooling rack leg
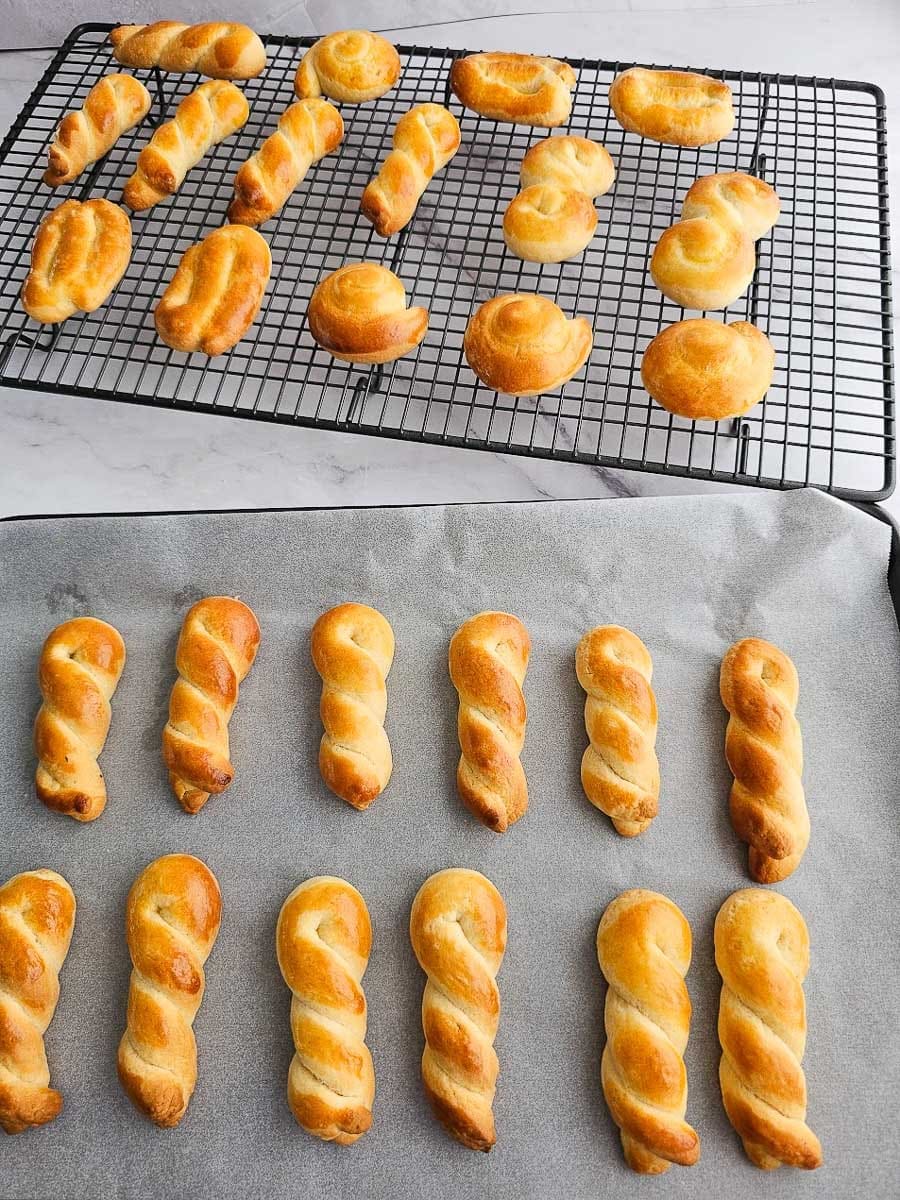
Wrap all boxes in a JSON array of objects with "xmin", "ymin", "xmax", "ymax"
[
  {"xmin": 345, "ymin": 366, "xmax": 384, "ymax": 424},
  {"xmin": 148, "ymin": 66, "xmax": 169, "ymax": 126},
  {"xmin": 0, "ymin": 325, "xmax": 59, "ymax": 371},
  {"xmin": 747, "ymin": 80, "xmax": 771, "ymax": 177}
]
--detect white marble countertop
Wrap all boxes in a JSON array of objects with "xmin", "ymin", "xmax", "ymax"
[{"xmin": 0, "ymin": 0, "xmax": 897, "ymax": 518}]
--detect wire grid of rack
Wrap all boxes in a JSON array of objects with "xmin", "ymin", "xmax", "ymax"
[{"xmin": 0, "ymin": 24, "xmax": 893, "ymax": 499}]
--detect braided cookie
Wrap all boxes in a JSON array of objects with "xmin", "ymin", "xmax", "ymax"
[
  {"xmin": 609, "ymin": 67, "xmax": 734, "ymax": 146},
  {"xmin": 22, "ymin": 199, "xmax": 132, "ymax": 326},
  {"xmin": 307, "ymin": 263, "xmax": 428, "ymax": 365},
  {"xmin": 295, "ymin": 30, "xmax": 400, "ymax": 103},
  {"xmin": 110, "ymin": 22, "xmax": 266, "ymax": 79},
  {"xmin": 451, "ymin": 52, "xmax": 576, "ymax": 127},
  {"xmin": 0, "ymin": 870, "xmax": 76, "ymax": 1135},
  {"xmin": 464, "ymin": 294, "xmax": 592, "ymax": 396},
  {"xmin": 162, "ymin": 596, "xmax": 260, "ymax": 814},
  {"xmin": 361, "ymin": 103, "xmax": 460, "ymax": 236},
  {"xmin": 597, "ymin": 890, "xmax": 700, "ymax": 1173},
  {"xmin": 123, "ymin": 80, "xmax": 249, "ymax": 212},
  {"xmin": 575, "ymin": 625, "xmax": 659, "ymax": 836},
  {"xmin": 117, "ymin": 854, "xmax": 221, "ymax": 1127},
  {"xmin": 310, "ymin": 603, "xmax": 394, "ymax": 811},
  {"xmin": 33, "ymin": 616, "xmax": 126, "ymax": 821},
  {"xmin": 45, "ymin": 74, "xmax": 151, "ymax": 187},
  {"xmin": 155, "ymin": 224, "xmax": 271, "ymax": 357},
  {"xmin": 715, "ymin": 889, "xmax": 822, "ymax": 1170},
  {"xmin": 720, "ymin": 637, "xmax": 808, "ymax": 882},
  {"xmin": 276, "ymin": 877, "xmax": 374, "ymax": 1143},
  {"xmin": 449, "ymin": 611, "xmax": 530, "ymax": 833},
  {"xmin": 229, "ymin": 98, "xmax": 343, "ymax": 226},
  {"xmin": 409, "ymin": 868, "xmax": 507, "ymax": 1151}
]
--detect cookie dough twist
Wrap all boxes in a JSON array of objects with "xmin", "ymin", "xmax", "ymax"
[
  {"xmin": 409, "ymin": 868, "xmax": 507, "ymax": 1152},
  {"xmin": 310, "ymin": 603, "xmax": 394, "ymax": 810},
  {"xmin": 720, "ymin": 637, "xmax": 809, "ymax": 882},
  {"xmin": 597, "ymin": 889, "xmax": 700, "ymax": 1173},
  {"xmin": 45, "ymin": 74, "xmax": 151, "ymax": 186},
  {"xmin": 276, "ymin": 877, "xmax": 374, "ymax": 1144},
  {"xmin": 715, "ymin": 889, "xmax": 822, "ymax": 1170},
  {"xmin": 576, "ymin": 624, "xmax": 659, "ymax": 836},
  {"xmin": 116, "ymin": 854, "xmax": 222, "ymax": 1127},
  {"xmin": 0, "ymin": 870, "xmax": 76, "ymax": 1134},
  {"xmin": 110, "ymin": 22, "xmax": 266, "ymax": 79}
]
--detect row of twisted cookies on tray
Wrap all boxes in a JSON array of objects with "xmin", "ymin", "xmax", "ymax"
[
  {"xmin": 0, "ymin": 861, "xmax": 821, "ymax": 1176},
  {"xmin": 33, "ymin": 603, "xmax": 809, "ymax": 885},
  {"xmin": 21, "ymin": 22, "xmax": 782, "ymax": 420}
]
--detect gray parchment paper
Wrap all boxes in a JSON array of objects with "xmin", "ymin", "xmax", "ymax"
[{"xmin": 2, "ymin": 489, "xmax": 899, "ymax": 1200}]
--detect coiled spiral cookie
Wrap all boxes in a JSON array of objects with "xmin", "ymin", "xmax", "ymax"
[
  {"xmin": 720, "ymin": 637, "xmax": 809, "ymax": 882},
  {"xmin": 162, "ymin": 596, "xmax": 261, "ymax": 813},
  {"xmin": 597, "ymin": 889, "xmax": 700, "ymax": 1173},
  {"xmin": 295, "ymin": 30, "xmax": 401, "ymax": 103},
  {"xmin": 307, "ymin": 263, "xmax": 428, "ymax": 364},
  {"xmin": 576, "ymin": 624, "xmax": 659, "ymax": 836},
  {"xmin": 310, "ymin": 603, "xmax": 395, "ymax": 810},
  {"xmin": 0, "ymin": 869, "xmax": 76, "ymax": 1134},
  {"xmin": 117, "ymin": 854, "xmax": 222, "ymax": 1127},
  {"xmin": 409, "ymin": 868, "xmax": 507, "ymax": 1151},
  {"xmin": 464, "ymin": 294, "xmax": 593, "ymax": 396},
  {"xmin": 449, "ymin": 610, "xmax": 530, "ymax": 832},
  {"xmin": 276, "ymin": 877, "xmax": 375, "ymax": 1143},
  {"xmin": 715, "ymin": 889, "xmax": 822, "ymax": 1170},
  {"xmin": 33, "ymin": 615, "xmax": 126, "ymax": 821}
]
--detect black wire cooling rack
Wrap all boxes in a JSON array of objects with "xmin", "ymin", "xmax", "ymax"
[{"xmin": 0, "ymin": 24, "xmax": 894, "ymax": 500}]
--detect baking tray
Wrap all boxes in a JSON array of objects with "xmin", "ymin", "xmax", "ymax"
[
  {"xmin": 2, "ymin": 489, "xmax": 899, "ymax": 1199},
  {"xmin": 0, "ymin": 24, "xmax": 894, "ymax": 499}
]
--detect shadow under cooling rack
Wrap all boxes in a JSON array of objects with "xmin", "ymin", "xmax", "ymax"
[{"xmin": 0, "ymin": 24, "xmax": 894, "ymax": 500}]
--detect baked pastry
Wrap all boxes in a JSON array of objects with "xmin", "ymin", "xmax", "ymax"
[
  {"xmin": 650, "ymin": 216, "xmax": 755, "ymax": 310},
  {"xmin": 715, "ymin": 889, "xmax": 822, "ymax": 1170},
  {"xmin": 307, "ymin": 263, "xmax": 428, "ymax": 364},
  {"xmin": 294, "ymin": 30, "xmax": 400, "ymax": 103},
  {"xmin": 21, "ymin": 199, "xmax": 131, "ymax": 325},
  {"xmin": 642, "ymin": 319, "xmax": 775, "ymax": 420},
  {"xmin": 44, "ymin": 74, "xmax": 151, "ymax": 186},
  {"xmin": 155, "ymin": 225, "xmax": 271, "ymax": 356},
  {"xmin": 361, "ymin": 103, "xmax": 461, "ymax": 237},
  {"xmin": 503, "ymin": 184, "xmax": 597, "ymax": 262},
  {"xmin": 33, "ymin": 616, "xmax": 126, "ymax": 821},
  {"xmin": 124, "ymin": 80, "xmax": 249, "ymax": 211},
  {"xmin": 464, "ymin": 294, "xmax": 593, "ymax": 396},
  {"xmin": 609, "ymin": 67, "xmax": 734, "ymax": 146},
  {"xmin": 520, "ymin": 135, "xmax": 615, "ymax": 197},
  {"xmin": 228, "ymin": 98, "xmax": 343, "ymax": 226},
  {"xmin": 409, "ymin": 868, "xmax": 507, "ymax": 1151},
  {"xmin": 161, "ymin": 596, "xmax": 261, "ymax": 813},
  {"xmin": 0, "ymin": 870, "xmax": 76, "ymax": 1135},
  {"xmin": 682, "ymin": 172, "xmax": 780, "ymax": 241},
  {"xmin": 720, "ymin": 637, "xmax": 809, "ymax": 883},
  {"xmin": 117, "ymin": 854, "xmax": 221, "ymax": 1127},
  {"xmin": 597, "ymin": 890, "xmax": 700, "ymax": 1173},
  {"xmin": 576, "ymin": 625, "xmax": 659, "ymax": 837},
  {"xmin": 110, "ymin": 22, "xmax": 266, "ymax": 79},
  {"xmin": 276, "ymin": 877, "xmax": 374, "ymax": 1143},
  {"xmin": 310, "ymin": 603, "xmax": 394, "ymax": 810},
  {"xmin": 449, "ymin": 611, "xmax": 530, "ymax": 832},
  {"xmin": 450, "ymin": 52, "xmax": 576, "ymax": 126}
]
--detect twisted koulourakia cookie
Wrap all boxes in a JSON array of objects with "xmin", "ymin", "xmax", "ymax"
[
  {"xmin": 464, "ymin": 294, "xmax": 593, "ymax": 396},
  {"xmin": 110, "ymin": 22, "xmax": 266, "ymax": 79},
  {"xmin": 720, "ymin": 637, "xmax": 809, "ymax": 882},
  {"xmin": 307, "ymin": 263, "xmax": 428, "ymax": 364},
  {"xmin": 276, "ymin": 877, "xmax": 374, "ymax": 1143},
  {"xmin": 451, "ymin": 52, "xmax": 576, "ymax": 127},
  {"xmin": 33, "ymin": 616, "xmax": 126, "ymax": 821},
  {"xmin": 310, "ymin": 603, "xmax": 394, "ymax": 810},
  {"xmin": 45, "ymin": 74, "xmax": 151, "ymax": 186},
  {"xmin": 650, "ymin": 215, "xmax": 755, "ymax": 311},
  {"xmin": 449, "ymin": 610, "xmax": 530, "ymax": 832},
  {"xmin": 295, "ymin": 30, "xmax": 401, "ymax": 103},
  {"xmin": 229, "ymin": 98, "xmax": 344, "ymax": 226},
  {"xmin": 361, "ymin": 103, "xmax": 461, "ymax": 236},
  {"xmin": 22, "ymin": 199, "xmax": 132, "ymax": 325},
  {"xmin": 597, "ymin": 890, "xmax": 700, "ymax": 1173},
  {"xmin": 715, "ymin": 889, "xmax": 822, "ymax": 1170},
  {"xmin": 410, "ymin": 868, "xmax": 507, "ymax": 1151},
  {"xmin": 117, "ymin": 854, "xmax": 221, "ymax": 1127},
  {"xmin": 0, "ymin": 870, "xmax": 76, "ymax": 1135},
  {"xmin": 576, "ymin": 625, "xmax": 659, "ymax": 836},
  {"xmin": 162, "ymin": 596, "xmax": 261, "ymax": 813},
  {"xmin": 609, "ymin": 67, "xmax": 734, "ymax": 146},
  {"xmin": 681, "ymin": 172, "xmax": 780, "ymax": 241}
]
